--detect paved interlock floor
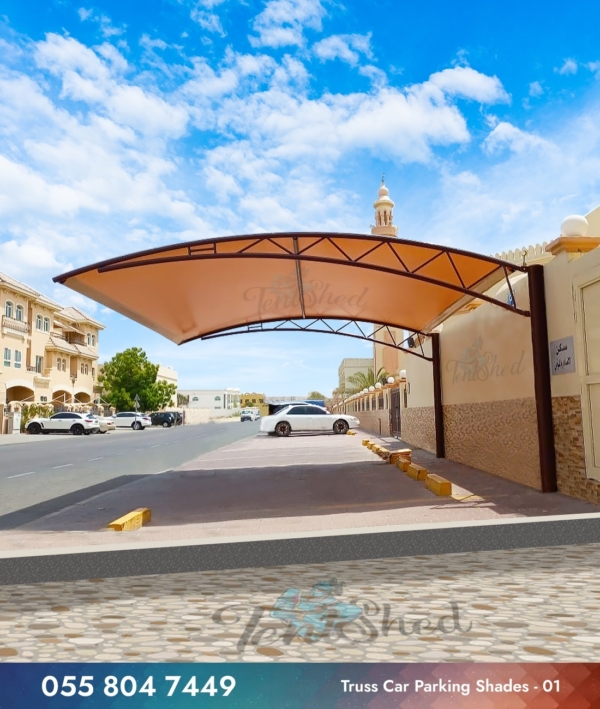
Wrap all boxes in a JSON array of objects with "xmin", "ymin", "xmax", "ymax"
[{"xmin": 1, "ymin": 542, "xmax": 599, "ymax": 663}]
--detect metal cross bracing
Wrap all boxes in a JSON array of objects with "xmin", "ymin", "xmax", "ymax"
[
  {"xmin": 91, "ymin": 232, "xmax": 531, "ymax": 320},
  {"xmin": 201, "ymin": 317, "xmax": 432, "ymax": 361}
]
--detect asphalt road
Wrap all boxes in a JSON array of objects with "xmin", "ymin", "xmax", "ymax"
[{"xmin": 0, "ymin": 421, "xmax": 260, "ymax": 529}]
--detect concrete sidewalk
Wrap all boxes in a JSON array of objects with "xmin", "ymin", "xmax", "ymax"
[{"xmin": 0, "ymin": 430, "xmax": 597, "ymax": 553}]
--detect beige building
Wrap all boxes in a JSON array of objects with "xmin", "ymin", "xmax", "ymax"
[
  {"xmin": 338, "ymin": 358, "xmax": 373, "ymax": 390},
  {"xmin": 157, "ymin": 364, "xmax": 178, "ymax": 407},
  {"xmin": 0, "ymin": 271, "xmax": 104, "ymax": 412}
]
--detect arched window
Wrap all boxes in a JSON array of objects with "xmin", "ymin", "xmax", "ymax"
[
  {"xmin": 36, "ymin": 315, "xmax": 43, "ymax": 330},
  {"xmin": 43, "ymin": 317, "xmax": 50, "ymax": 332},
  {"xmin": 5, "ymin": 301, "xmax": 13, "ymax": 318},
  {"xmin": 15, "ymin": 305, "xmax": 23, "ymax": 321},
  {"xmin": 214, "ymin": 395, "xmax": 221, "ymax": 401},
  {"xmin": 192, "ymin": 396, "xmax": 198, "ymax": 402}
]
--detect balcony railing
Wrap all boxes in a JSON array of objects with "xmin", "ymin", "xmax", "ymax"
[
  {"xmin": 52, "ymin": 332, "xmax": 86, "ymax": 346},
  {"xmin": 2, "ymin": 315, "xmax": 30, "ymax": 334}
]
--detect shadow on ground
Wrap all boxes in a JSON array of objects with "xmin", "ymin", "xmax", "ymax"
[
  {"xmin": 0, "ymin": 475, "xmax": 151, "ymax": 530},
  {"xmin": 15, "ymin": 452, "xmax": 600, "ymax": 533}
]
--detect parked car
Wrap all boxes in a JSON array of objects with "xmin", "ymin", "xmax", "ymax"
[
  {"xmin": 112, "ymin": 412, "xmax": 152, "ymax": 430},
  {"xmin": 240, "ymin": 408, "xmax": 261, "ymax": 422},
  {"xmin": 150, "ymin": 412, "xmax": 176, "ymax": 428},
  {"xmin": 260, "ymin": 404, "xmax": 360, "ymax": 437},
  {"xmin": 26, "ymin": 412, "xmax": 100, "ymax": 436},
  {"xmin": 87, "ymin": 414, "xmax": 116, "ymax": 434}
]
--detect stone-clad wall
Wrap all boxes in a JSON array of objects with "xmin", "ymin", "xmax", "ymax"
[
  {"xmin": 401, "ymin": 406, "xmax": 436, "ymax": 454},
  {"xmin": 354, "ymin": 409, "xmax": 391, "ymax": 437},
  {"xmin": 443, "ymin": 399, "xmax": 541, "ymax": 489},
  {"xmin": 553, "ymin": 395, "xmax": 600, "ymax": 504}
]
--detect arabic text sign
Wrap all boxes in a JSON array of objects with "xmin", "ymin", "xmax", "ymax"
[{"xmin": 550, "ymin": 336, "xmax": 576, "ymax": 375}]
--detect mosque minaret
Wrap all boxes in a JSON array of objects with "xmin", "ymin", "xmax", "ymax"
[{"xmin": 370, "ymin": 176, "xmax": 398, "ymax": 237}]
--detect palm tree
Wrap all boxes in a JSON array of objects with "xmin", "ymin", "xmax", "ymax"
[{"xmin": 347, "ymin": 367, "xmax": 389, "ymax": 393}]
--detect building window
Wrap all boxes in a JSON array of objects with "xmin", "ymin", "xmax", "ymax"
[
  {"xmin": 15, "ymin": 305, "xmax": 23, "ymax": 321},
  {"xmin": 43, "ymin": 317, "xmax": 50, "ymax": 332},
  {"xmin": 192, "ymin": 396, "xmax": 198, "ymax": 402},
  {"xmin": 3, "ymin": 348, "xmax": 10, "ymax": 367},
  {"xmin": 214, "ymin": 395, "xmax": 221, "ymax": 401},
  {"xmin": 36, "ymin": 315, "xmax": 43, "ymax": 330},
  {"xmin": 40, "ymin": 396, "xmax": 47, "ymax": 402},
  {"xmin": 5, "ymin": 301, "xmax": 13, "ymax": 318},
  {"xmin": 14, "ymin": 351, "xmax": 21, "ymax": 369},
  {"xmin": 35, "ymin": 355, "xmax": 43, "ymax": 373},
  {"xmin": 85, "ymin": 364, "xmax": 88, "ymax": 375},
  {"xmin": 80, "ymin": 363, "xmax": 84, "ymax": 374},
  {"xmin": 92, "ymin": 335, "xmax": 96, "ymax": 346},
  {"xmin": 92, "ymin": 368, "xmax": 95, "ymax": 376},
  {"xmin": 63, "ymin": 358, "xmax": 67, "ymax": 371}
]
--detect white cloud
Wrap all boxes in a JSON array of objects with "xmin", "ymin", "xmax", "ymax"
[
  {"xmin": 76, "ymin": 8, "xmax": 125, "ymax": 38},
  {"xmin": 250, "ymin": 0, "xmax": 326, "ymax": 48},
  {"xmin": 482, "ymin": 121, "xmax": 554, "ymax": 155},
  {"xmin": 588, "ymin": 61, "xmax": 600, "ymax": 78},
  {"xmin": 555, "ymin": 58, "xmax": 578, "ymax": 75},
  {"xmin": 427, "ymin": 66, "xmax": 509, "ymax": 103},
  {"xmin": 191, "ymin": 8, "xmax": 226, "ymax": 36},
  {"xmin": 529, "ymin": 81, "xmax": 543, "ymax": 97},
  {"xmin": 358, "ymin": 65, "xmax": 387, "ymax": 89},
  {"xmin": 313, "ymin": 33, "xmax": 372, "ymax": 66}
]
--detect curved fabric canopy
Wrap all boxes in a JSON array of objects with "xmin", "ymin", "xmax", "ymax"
[{"xmin": 53, "ymin": 232, "xmax": 529, "ymax": 345}]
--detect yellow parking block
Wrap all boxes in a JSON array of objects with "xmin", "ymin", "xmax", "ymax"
[
  {"xmin": 362, "ymin": 439, "xmax": 370, "ymax": 446},
  {"xmin": 108, "ymin": 508, "xmax": 151, "ymax": 532},
  {"xmin": 396, "ymin": 457, "xmax": 410, "ymax": 472},
  {"xmin": 346, "ymin": 430, "xmax": 356, "ymax": 435},
  {"xmin": 389, "ymin": 452, "xmax": 404, "ymax": 464},
  {"xmin": 426, "ymin": 474, "xmax": 452, "ymax": 496},
  {"xmin": 397, "ymin": 448, "xmax": 412, "ymax": 460},
  {"xmin": 379, "ymin": 449, "xmax": 390, "ymax": 460},
  {"xmin": 407, "ymin": 463, "xmax": 428, "ymax": 481}
]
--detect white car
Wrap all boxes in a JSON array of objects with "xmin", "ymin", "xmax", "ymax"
[
  {"xmin": 26, "ymin": 412, "xmax": 100, "ymax": 436},
  {"xmin": 87, "ymin": 414, "xmax": 116, "ymax": 434},
  {"xmin": 260, "ymin": 403, "xmax": 360, "ymax": 437},
  {"xmin": 112, "ymin": 412, "xmax": 152, "ymax": 430}
]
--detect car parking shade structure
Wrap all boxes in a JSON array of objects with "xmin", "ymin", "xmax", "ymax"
[
  {"xmin": 53, "ymin": 232, "xmax": 529, "ymax": 344},
  {"xmin": 54, "ymin": 232, "xmax": 557, "ymax": 491}
]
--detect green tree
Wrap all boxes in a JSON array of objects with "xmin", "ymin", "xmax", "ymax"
[
  {"xmin": 347, "ymin": 367, "xmax": 389, "ymax": 393},
  {"xmin": 99, "ymin": 347, "xmax": 177, "ymax": 412},
  {"xmin": 307, "ymin": 391, "xmax": 326, "ymax": 399}
]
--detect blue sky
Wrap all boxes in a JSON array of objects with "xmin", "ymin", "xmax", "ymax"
[{"xmin": 1, "ymin": 0, "xmax": 600, "ymax": 397}]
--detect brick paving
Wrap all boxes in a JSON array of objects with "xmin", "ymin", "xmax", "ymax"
[{"xmin": 1, "ymin": 543, "xmax": 600, "ymax": 662}]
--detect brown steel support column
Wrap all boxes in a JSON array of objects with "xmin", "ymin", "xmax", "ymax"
[
  {"xmin": 528, "ymin": 264, "xmax": 558, "ymax": 492},
  {"xmin": 431, "ymin": 332, "xmax": 445, "ymax": 458}
]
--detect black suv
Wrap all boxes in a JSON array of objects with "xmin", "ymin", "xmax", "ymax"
[{"xmin": 150, "ymin": 412, "xmax": 176, "ymax": 427}]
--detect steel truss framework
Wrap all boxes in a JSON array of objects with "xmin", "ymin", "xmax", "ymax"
[
  {"xmin": 89, "ymin": 232, "xmax": 530, "ymax": 322},
  {"xmin": 202, "ymin": 318, "xmax": 433, "ymax": 361}
]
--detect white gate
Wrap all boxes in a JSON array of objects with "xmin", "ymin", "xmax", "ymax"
[{"xmin": 575, "ymin": 266, "xmax": 600, "ymax": 481}]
